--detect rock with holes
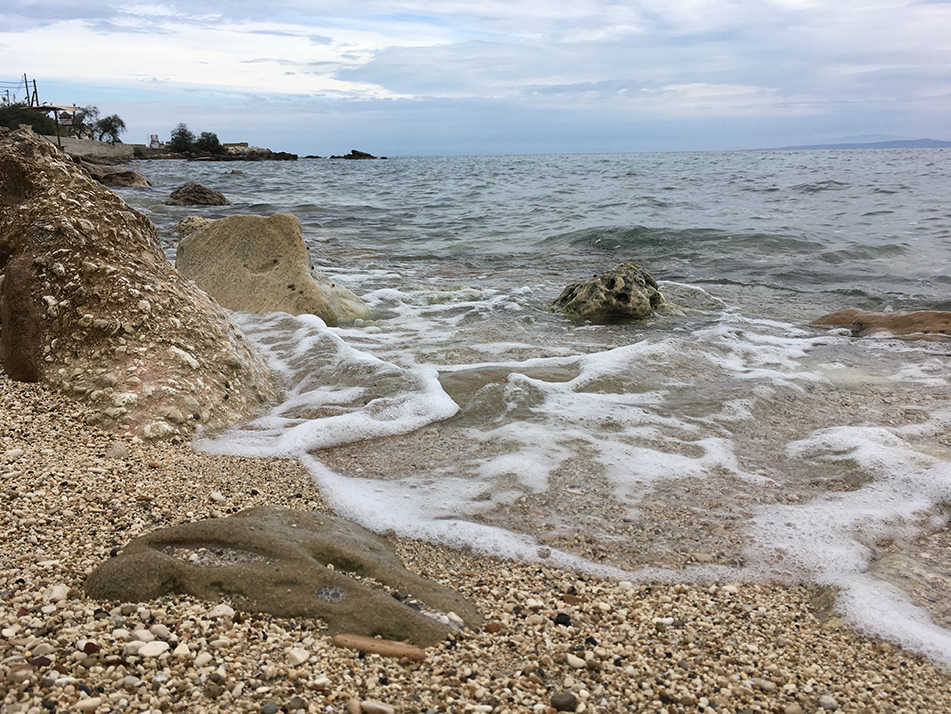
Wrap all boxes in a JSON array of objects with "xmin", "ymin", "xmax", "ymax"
[
  {"xmin": 84, "ymin": 505, "xmax": 481, "ymax": 646},
  {"xmin": 0, "ymin": 127, "xmax": 274, "ymax": 438},
  {"xmin": 553, "ymin": 261, "xmax": 665, "ymax": 321},
  {"xmin": 811, "ymin": 308, "xmax": 951, "ymax": 339},
  {"xmin": 175, "ymin": 213, "xmax": 369, "ymax": 326}
]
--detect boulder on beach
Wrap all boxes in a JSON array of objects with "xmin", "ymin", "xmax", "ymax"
[
  {"xmin": 176, "ymin": 213, "xmax": 370, "ymax": 326},
  {"xmin": 811, "ymin": 308, "xmax": 951, "ymax": 338},
  {"xmin": 553, "ymin": 261, "xmax": 666, "ymax": 322},
  {"xmin": 0, "ymin": 127, "xmax": 274, "ymax": 439},
  {"xmin": 84, "ymin": 505, "xmax": 481, "ymax": 647},
  {"xmin": 165, "ymin": 182, "xmax": 231, "ymax": 206}
]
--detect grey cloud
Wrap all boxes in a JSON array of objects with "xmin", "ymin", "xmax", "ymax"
[{"xmin": 2, "ymin": 0, "xmax": 115, "ymax": 29}]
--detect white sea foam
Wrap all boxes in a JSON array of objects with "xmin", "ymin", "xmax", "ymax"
[
  {"xmin": 194, "ymin": 297, "xmax": 951, "ymax": 668},
  {"xmin": 195, "ymin": 312, "xmax": 459, "ymax": 458},
  {"xmin": 747, "ymin": 426, "xmax": 951, "ymax": 666}
]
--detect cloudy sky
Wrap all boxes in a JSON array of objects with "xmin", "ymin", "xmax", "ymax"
[{"xmin": 2, "ymin": 1, "xmax": 949, "ymax": 155}]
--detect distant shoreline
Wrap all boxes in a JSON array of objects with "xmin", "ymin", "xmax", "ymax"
[{"xmin": 766, "ymin": 137, "xmax": 951, "ymax": 150}]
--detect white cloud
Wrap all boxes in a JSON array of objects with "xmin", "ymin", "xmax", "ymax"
[{"xmin": 2, "ymin": 1, "xmax": 949, "ymax": 152}]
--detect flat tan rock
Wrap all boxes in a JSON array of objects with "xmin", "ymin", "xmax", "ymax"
[
  {"xmin": 811, "ymin": 308, "xmax": 951, "ymax": 338},
  {"xmin": 84, "ymin": 506, "xmax": 481, "ymax": 647}
]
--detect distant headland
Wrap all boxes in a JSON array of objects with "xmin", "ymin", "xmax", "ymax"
[{"xmin": 769, "ymin": 138, "xmax": 951, "ymax": 150}]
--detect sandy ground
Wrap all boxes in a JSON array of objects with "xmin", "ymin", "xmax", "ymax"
[{"xmin": 3, "ymin": 373, "xmax": 951, "ymax": 713}]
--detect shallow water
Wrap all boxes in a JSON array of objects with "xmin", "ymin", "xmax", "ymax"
[{"xmin": 119, "ymin": 149, "xmax": 951, "ymax": 666}]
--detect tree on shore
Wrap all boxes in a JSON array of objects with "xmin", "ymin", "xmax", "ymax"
[
  {"xmin": 168, "ymin": 123, "xmax": 196, "ymax": 153},
  {"xmin": 0, "ymin": 102, "xmax": 57, "ymax": 134},
  {"xmin": 70, "ymin": 105, "xmax": 99, "ymax": 139},
  {"xmin": 94, "ymin": 114, "xmax": 126, "ymax": 144}
]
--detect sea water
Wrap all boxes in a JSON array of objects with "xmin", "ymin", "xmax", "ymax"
[{"xmin": 118, "ymin": 149, "xmax": 951, "ymax": 666}]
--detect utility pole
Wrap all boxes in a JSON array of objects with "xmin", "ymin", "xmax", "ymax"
[{"xmin": 23, "ymin": 74, "xmax": 29, "ymax": 106}]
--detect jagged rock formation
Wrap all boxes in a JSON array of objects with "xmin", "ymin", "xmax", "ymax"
[
  {"xmin": 176, "ymin": 213, "xmax": 370, "ymax": 326},
  {"xmin": 0, "ymin": 127, "xmax": 275, "ymax": 439},
  {"xmin": 165, "ymin": 182, "xmax": 231, "ymax": 206},
  {"xmin": 85, "ymin": 506, "xmax": 481, "ymax": 647},
  {"xmin": 553, "ymin": 261, "xmax": 666, "ymax": 322},
  {"xmin": 811, "ymin": 308, "xmax": 951, "ymax": 338}
]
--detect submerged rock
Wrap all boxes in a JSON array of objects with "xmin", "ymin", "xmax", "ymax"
[
  {"xmin": 165, "ymin": 182, "xmax": 230, "ymax": 206},
  {"xmin": 176, "ymin": 213, "xmax": 370, "ymax": 326},
  {"xmin": 811, "ymin": 308, "xmax": 951, "ymax": 338},
  {"xmin": 553, "ymin": 261, "xmax": 665, "ymax": 321},
  {"xmin": 0, "ymin": 127, "xmax": 274, "ymax": 438},
  {"xmin": 84, "ymin": 506, "xmax": 481, "ymax": 647}
]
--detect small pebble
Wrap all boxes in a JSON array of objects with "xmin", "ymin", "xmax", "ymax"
[
  {"xmin": 138, "ymin": 641, "xmax": 169, "ymax": 658},
  {"xmin": 360, "ymin": 700, "xmax": 395, "ymax": 714},
  {"xmin": 287, "ymin": 647, "xmax": 310, "ymax": 666},
  {"xmin": 551, "ymin": 691, "xmax": 579, "ymax": 712}
]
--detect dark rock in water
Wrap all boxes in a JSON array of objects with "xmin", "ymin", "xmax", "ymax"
[
  {"xmin": 0, "ymin": 252, "xmax": 43, "ymax": 381},
  {"xmin": 811, "ymin": 308, "xmax": 951, "ymax": 338},
  {"xmin": 165, "ymin": 182, "xmax": 231, "ymax": 206},
  {"xmin": 175, "ymin": 213, "xmax": 370, "ymax": 325},
  {"xmin": 330, "ymin": 149, "xmax": 383, "ymax": 160},
  {"xmin": 0, "ymin": 127, "xmax": 274, "ymax": 439},
  {"xmin": 84, "ymin": 505, "xmax": 482, "ymax": 647},
  {"xmin": 553, "ymin": 261, "xmax": 665, "ymax": 321}
]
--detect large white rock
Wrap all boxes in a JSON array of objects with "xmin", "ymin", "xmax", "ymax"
[{"xmin": 175, "ymin": 213, "xmax": 369, "ymax": 326}]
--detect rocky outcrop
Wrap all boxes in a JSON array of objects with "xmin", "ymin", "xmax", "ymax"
[
  {"xmin": 553, "ymin": 261, "xmax": 665, "ymax": 321},
  {"xmin": 811, "ymin": 308, "xmax": 951, "ymax": 338},
  {"xmin": 84, "ymin": 506, "xmax": 481, "ymax": 647},
  {"xmin": 176, "ymin": 213, "xmax": 370, "ymax": 326},
  {"xmin": 0, "ymin": 127, "xmax": 274, "ymax": 439},
  {"xmin": 79, "ymin": 159, "xmax": 152, "ymax": 188},
  {"xmin": 224, "ymin": 145, "xmax": 298, "ymax": 161},
  {"xmin": 165, "ymin": 182, "xmax": 231, "ymax": 206}
]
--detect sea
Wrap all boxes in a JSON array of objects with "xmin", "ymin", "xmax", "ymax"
[{"xmin": 117, "ymin": 149, "xmax": 951, "ymax": 667}]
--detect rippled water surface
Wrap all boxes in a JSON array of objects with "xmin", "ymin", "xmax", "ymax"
[{"xmin": 119, "ymin": 149, "xmax": 951, "ymax": 666}]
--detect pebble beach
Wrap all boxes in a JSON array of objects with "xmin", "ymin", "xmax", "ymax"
[{"xmin": 4, "ymin": 373, "xmax": 951, "ymax": 713}]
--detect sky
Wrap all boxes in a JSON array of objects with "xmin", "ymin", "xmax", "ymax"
[{"xmin": 1, "ymin": 1, "xmax": 950, "ymax": 155}]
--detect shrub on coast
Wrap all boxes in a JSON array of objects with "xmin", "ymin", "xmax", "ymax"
[
  {"xmin": 194, "ymin": 131, "xmax": 226, "ymax": 155},
  {"xmin": 0, "ymin": 102, "xmax": 57, "ymax": 134}
]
